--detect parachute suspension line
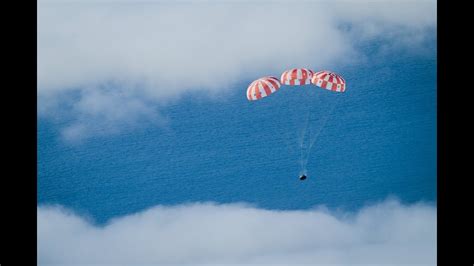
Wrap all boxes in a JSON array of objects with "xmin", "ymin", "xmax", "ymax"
[
  {"xmin": 299, "ymin": 111, "xmax": 310, "ymax": 147},
  {"xmin": 301, "ymin": 96, "xmax": 342, "ymax": 171},
  {"xmin": 308, "ymin": 96, "xmax": 341, "ymax": 150},
  {"xmin": 299, "ymin": 88, "xmax": 322, "ymax": 175},
  {"xmin": 299, "ymin": 86, "xmax": 314, "ymax": 146},
  {"xmin": 299, "ymin": 111, "xmax": 311, "ymax": 174}
]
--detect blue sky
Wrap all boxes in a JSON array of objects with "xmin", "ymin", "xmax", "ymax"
[{"xmin": 38, "ymin": 1, "xmax": 437, "ymax": 265}]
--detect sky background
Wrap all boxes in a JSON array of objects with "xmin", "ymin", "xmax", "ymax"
[{"xmin": 38, "ymin": 0, "xmax": 437, "ymax": 265}]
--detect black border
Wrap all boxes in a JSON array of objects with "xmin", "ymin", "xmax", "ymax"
[
  {"xmin": 437, "ymin": 0, "xmax": 472, "ymax": 264},
  {"xmin": 2, "ymin": 0, "xmax": 37, "ymax": 265}
]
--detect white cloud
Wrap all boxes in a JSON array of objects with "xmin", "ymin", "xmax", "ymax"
[
  {"xmin": 38, "ymin": 0, "xmax": 436, "ymax": 140},
  {"xmin": 38, "ymin": 198, "xmax": 436, "ymax": 265},
  {"xmin": 60, "ymin": 85, "xmax": 168, "ymax": 142}
]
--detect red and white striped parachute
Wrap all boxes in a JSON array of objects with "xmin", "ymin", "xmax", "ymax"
[
  {"xmin": 311, "ymin": 70, "xmax": 346, "ymax": 92},
  {"xmin": 246, "ymin": 76, "xmax": 281, "ymax": 101},
  {"xmin": 280, "ymin": 68, "xmax": 314, "ymax": 86}
]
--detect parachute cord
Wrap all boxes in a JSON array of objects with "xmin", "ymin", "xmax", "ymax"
[
  {"xmin": 300, "ymin": 111, "xmax": 310, "ymax": 147},
  {"xmin": 299, "ymin": 110, "xmax": 310, "ymax": 173},
  {"xmin": 300, "ymin": 90, "xmax": 322, "ymax": 175},
  {"xmin": 304, "ymin": 96, "xmax": 342, "ymax": 167}
]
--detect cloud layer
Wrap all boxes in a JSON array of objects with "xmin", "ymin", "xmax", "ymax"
[
  {"xmin": 38, "ymin": 0, "xmax": 436, "ymax": 140},
  {"xmin": 38, "ymin": 199, "xmax": 436, "ymax": 265}
]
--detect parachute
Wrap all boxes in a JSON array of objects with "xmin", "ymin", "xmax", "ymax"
[
  {"xmin": 312, "ymin": 70, "xmax": 346, "ymax": 92},
  {"xmin": 281, "ymin": 68, "xmax": 314, "ymax": 85},
  {"xmin": 246, "ymin": 76, "xmax": 281, "ymax": 101},
  {"xmin": 247, "ymin": 69, "xmax": 346, "ymax": 180}
]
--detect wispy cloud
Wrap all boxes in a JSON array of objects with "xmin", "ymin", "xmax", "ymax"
[
  {"xmin": 38, "ymin": 0, "xmax": 436, "ymax": 140},
  {"xmin": 38, "ymin": 198, "xmax": 436, "ymax": 265}
]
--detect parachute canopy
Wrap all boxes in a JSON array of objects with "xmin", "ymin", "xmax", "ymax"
[
  {"xmin": 246, "ymin": 69, "xmax": 346, "ymax": 101},
  {"xmin": 281, "ymin": 68, "xmax": 314, "ymax": 86},
  {"xmin": 312, "ymin": 70, "xmax": 346, "ymax": 92},
  {"xmin": 246, "ymin": 76, "xmax": 281, "ymax": 101}
]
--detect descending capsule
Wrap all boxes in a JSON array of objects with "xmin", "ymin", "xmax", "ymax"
[
  {"xmin": 246, "ymin": 76, "xmax": 281, "ymax": 101},
  {"xmin": 280, "ymin": 68, "xmax": 314, "ymax": 86},
  {"xmin": 311, "ymin": 70, "xmax": 346, "ymax": 92}
]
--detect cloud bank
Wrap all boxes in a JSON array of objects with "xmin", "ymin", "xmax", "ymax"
[
  {"xmin": 38, "ymin": 199, "xmax": 436, "ymax": 265},
  {"xmin": 38, "ymin": 0, "xmax": 436, "ymax": 140}
]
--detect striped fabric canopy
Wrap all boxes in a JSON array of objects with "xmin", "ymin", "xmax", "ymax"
[
  {"xmin": 311, "ymin": 70, "xmax": 346, "ymax": 92},
  {"xmin": 280, "ymin": 68, "xmax": 314, "ymax": 86},
  {"xmin": 246, "ymin": 76, "xmax": 281, "ymax": 101}
]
